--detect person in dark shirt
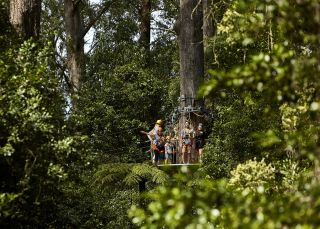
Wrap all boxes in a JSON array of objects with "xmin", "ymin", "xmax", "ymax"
[{"xmin": 195, "ymin": 123, "xmax": 206, "ymax": 163}]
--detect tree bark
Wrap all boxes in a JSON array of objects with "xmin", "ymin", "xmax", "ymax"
[
  {"xmin": 64, "ymin": 0, "xmax": 85, "ymax": 94},
  {"xmin": 178, "ymin": 0, "xmax": 204, "ymax": 109},
  {"xmin": 179, "ymin": 0, "xmax": 204, "ymax": 103},
  {"xmin": 139, "ymin": 0, "xmax": 151, "ymax": 52},
  {"xmin": 9, "ymin": 0, "xmax": 41, "ymax": 39},
  {"xmin": 178, "ymin": 0, "xmax": 204, "ymax": 162},
  {"xmin": 64, "ymin": 1, "xmax": 113, "ymax": 95}
]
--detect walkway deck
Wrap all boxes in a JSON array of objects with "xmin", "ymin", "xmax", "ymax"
[{"xmin": 157, "ymin": 163, "xmax": 200, "ymax": 167}]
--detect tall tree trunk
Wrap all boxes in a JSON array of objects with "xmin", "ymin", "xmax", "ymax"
[
  {"xmin": 139, "ymin": 0, "xmax": 151, "ymax": 51},
  {"xmin": 178, "ymin": 0, "xmax": 204, "ymax": 161},
  {"xmin": 9, "ymin": 0, "xmax": 41, "ymax": 39},
  {"xmin": 64, "ymin": 0, "xmax": 84, "ymax": 94},
  {"xmin": 179, "ymin": 0, "xmax": 204, "ymax": 106},
  {"xmin": 178, "ymin": 0, "xmax": 204, "ymax": 109},
  {"xmin": 139, "ymin": 0, "xmax": 151, "ymax": 67}
]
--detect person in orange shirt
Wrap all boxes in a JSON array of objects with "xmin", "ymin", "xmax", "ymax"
[{"xmin": 152, "ymin": 127, "xmax": 165, "ymax": 165}]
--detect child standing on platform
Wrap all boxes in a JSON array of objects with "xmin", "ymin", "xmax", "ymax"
[{"xmin": 165, "ymin": 136, "xmax": 174, "ymax": 164}]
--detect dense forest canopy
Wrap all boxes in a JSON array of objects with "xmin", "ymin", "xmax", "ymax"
[{"xmin": 1, "ymin": 0, "xmax": 320, "ymax": 228}]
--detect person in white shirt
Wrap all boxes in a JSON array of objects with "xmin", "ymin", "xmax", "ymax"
[{"xmin": 181, "ymin": 121, "xmax": 194, "ymax": 164}]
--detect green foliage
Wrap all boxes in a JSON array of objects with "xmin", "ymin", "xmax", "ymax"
[
  {"xmin": 94, "ymin": 163, "xmax": 168, "ymax": 190},
  {"xmin": 201, "ymin": 0, "xmax": 320, "ymax": 181},
  {"xmin": 0, "ymin": 193, "xmax": 19, "ymax": 219},
  {"xmin": 73, "ymin": 62, "xmax": 173, "ymax": 164},
  {"xmin": 0, "ymin": 40, "xmax": 81, "ymax": 227},
  {"xmin": 56, "ymin": 172, "xmax": 138, "ymax": 229},
  {"xmin": 202, "ymin": 92, "xmax": 279, "ymax": 178},
  {"xmin": 35, "ymin": 1, "xmax": 180, "ymax": 227},
  {"xmin": 3, "ymin": 0, "xmax": 320, "ymax": 227},
  {"xmin": 0, "ymin": 0, "xmax": 14, "ymax": 51},
  {"xmin": 73, "ymin": 0, "xmax": 179, "ymax": 165},
  {"xmin": 130, "ymin": 166, "xmax": 320, "ymax": 228},
  {"xmin": 201, "ymin": 142, "xmax": 234, "ymax": 179},
  {"xmin": 229, "ymin": 158, "xmax": 275, "ymax": 192},
  {"xmin": 129, "ymin": 168, "xmax": 228, "ymax": 229},
  {"xmin": 201, "ymin": 0, "xmax": 320, "ymax": 157},
  {"xmin": 128, "ymin": 0, "xmax": 320, "ymax": 228},
  {"xmin": 70, "ymin": 163, "xmax": 169, "ymax": 228}
]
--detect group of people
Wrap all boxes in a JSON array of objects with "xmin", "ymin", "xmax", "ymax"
[{"xmin": 145, "ymin": 119, "xmax": 206, "ymax": 165}]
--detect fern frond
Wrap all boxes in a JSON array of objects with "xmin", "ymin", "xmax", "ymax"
[{"xmin": 93, "ymin": 163, "xmax": 169, "ymax": 191}]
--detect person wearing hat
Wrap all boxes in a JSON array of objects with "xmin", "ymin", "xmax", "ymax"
[
  {"xmin": 152, "ymin": 127, "xmax": 165, "ymax": 165},
  {"xmin": 147, "ymin": 120, "xmax": 164, "ymax": 163}
]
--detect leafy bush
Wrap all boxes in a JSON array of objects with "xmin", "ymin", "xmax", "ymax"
[
  {"xmin": 0, "ymin": 40, "xmax": 79, "ymax": 227},
  {"xmin": 202, "ymin": 92, "xmax": 277, "ymax": 179},
  {"xmin": 129, "ymin": 167, "xmax": 320, "ymax": 228},
  {"xmin": 229, "ymin": 158, "xmax": 275, "ymax": 192}
]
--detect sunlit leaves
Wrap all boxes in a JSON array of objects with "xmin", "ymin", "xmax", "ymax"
[
  {"xmin": 130, "ymin": 161, "xmax": 320, "ymax": 228},
  {"xmin": 229, "ymin": 158, "xmax": 275, "ymax": 192},
  {"xmin": 0, "ymin": 40, "xmax": 79, "ymax": 226}
]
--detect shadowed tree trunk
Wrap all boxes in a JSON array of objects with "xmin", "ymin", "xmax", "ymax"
[
  {"xmin": 139, "ymin": 0, "xmax": 151, "ymax": 67},
  {"xmin": 179, "ymin": 0, "xmax": 204, "ymax": 105},
  {"xmin": 178, "ymin": 0, "xmax": 204, "ymax": 122},
  {"xmin": 139, "ymin": 0, "xmax": 151, "ymax": 51},
  {"xmin": 9, "ymin": 0, "xmax": 41, "ymax": 39},
  {"xmin": 64, "ymin": 0, "xmax": 114, "ymax": 97},
  {"xmin": 64, "ymin": 0, "xmax": 84, "ymax": 94},
  {"xmin": 177, "ymin": 0, "xmax": 204, "ymax": 162}
]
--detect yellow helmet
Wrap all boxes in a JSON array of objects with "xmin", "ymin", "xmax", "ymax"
[{"xmin": 156, "ymin": 119, "xmax": 163, "ymax": 125}]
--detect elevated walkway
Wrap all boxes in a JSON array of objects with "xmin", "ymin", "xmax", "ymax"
[{"xmin": 157, "ymin": 163, "xmax": 200, "ymax": 167}]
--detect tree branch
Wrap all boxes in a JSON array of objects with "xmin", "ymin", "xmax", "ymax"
[
  {"xmin": 86, "ymin": 40, "xmax": 98, "ymax": 54},
  {"xmin": 81, "ymin": 1, "xmax": 114, "ymax": 39}
]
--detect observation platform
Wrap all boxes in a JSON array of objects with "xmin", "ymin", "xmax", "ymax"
[{"xmin": 157, "ymin": 163, "xmax": 200, "ymax": 167}]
